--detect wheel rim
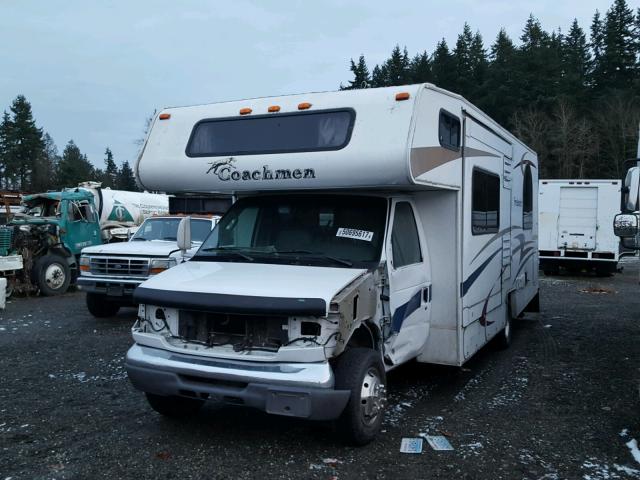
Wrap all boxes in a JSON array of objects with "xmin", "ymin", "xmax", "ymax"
[
  {"xmin": 44, "ymin": 263, "xmax": 66, "ymax": 290},
  {"xmin": 360, "ymin": 367, "xmax": 386, "ymax": 426}
]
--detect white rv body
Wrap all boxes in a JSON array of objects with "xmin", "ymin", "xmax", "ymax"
[
  {"xmin": 538, "ymin": 179, "xmax": 621, "ymax": 274},
  {"xmin": 127, "ymin": 84, "xmax": 539, "ymax": 442}
]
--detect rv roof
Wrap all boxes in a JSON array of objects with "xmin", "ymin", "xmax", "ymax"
[{"xmin": 136, "ymin": 84, "xmax": 533, "ymax": 194}]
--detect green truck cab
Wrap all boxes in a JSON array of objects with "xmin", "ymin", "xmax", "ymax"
[{"xmin": 3, "ymin": 190, "xmax": 102, "ymax": 295}]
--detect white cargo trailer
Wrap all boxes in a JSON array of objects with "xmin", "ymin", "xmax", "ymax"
[
  {"xmin": 538, "ymin": 179, "xmax": 621, "ymax": 275},
  {"xmin": 127, "ymin": 83, "xmax": 539, "ymax": 444}
]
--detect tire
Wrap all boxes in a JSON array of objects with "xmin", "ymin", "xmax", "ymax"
[
  {"xmin": 33, "ymin": 254, "xmax": 71, "ymax": 296},
  {"xmin": 86, "ymin": 292, "xmax": 120, "ymax": 318},
  {"xmin": 145, "ymin": 393, "xmax": 204, "ymax": 418},
  {"xmin": 334, "ymin": 348, "xmax": 387, "ymax": 446},
  {"xmin": 494, "ymin": 316, "xmax": 512, "ymax": 350}
]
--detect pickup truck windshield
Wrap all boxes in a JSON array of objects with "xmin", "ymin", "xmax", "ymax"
[
  {"xmin": 195, "ymin": 195, "xmax": 387, "ymax": 268},
  {"xmin": 132, "ymin": 218, "xmax": 211, "ymax": 242}
]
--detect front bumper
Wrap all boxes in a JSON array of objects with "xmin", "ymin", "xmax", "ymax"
[
  {"xmin": 125, "ymin": 344, "xmax": 350, "ymax": 421},
  {"xmin": 77, "ymin": 276, "xmax": 145, "ymax": 298}
]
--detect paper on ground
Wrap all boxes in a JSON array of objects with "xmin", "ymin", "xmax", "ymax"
[
  {"xmin": 424, "ymin": 435, "xmax": 454, "ymax": 451},
  {"xmin": 400, "ymin": 437, "xmax": 423, "ymax": 454}
]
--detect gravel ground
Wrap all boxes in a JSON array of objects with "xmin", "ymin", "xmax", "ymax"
[{"xmin": 1, "ymin": 261, "xmax": 640, "ymax": 479}]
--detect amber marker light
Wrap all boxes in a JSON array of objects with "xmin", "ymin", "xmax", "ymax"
[
  {"xmin": 298, "ymin": 102, "xmax": 312, "ymax": 110},
  {"xmin": 158, "ymin": 113, "xmax": 171, "ymax": 120},
  {"xmin": 239, "ymin": 108, "xmax": 252, "ymax": 115},
  {"xmin": 395, "ymin": 92, "xmax": 410, "ymax": 101},
  {"xmin": 268, "ymin": 105, "xmax": 281, "ymax": 112}
]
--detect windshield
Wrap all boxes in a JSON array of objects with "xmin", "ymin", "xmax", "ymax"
[
  {"xmin": 194, "ymin": 195, "xmax": 388, "ymax": 268},
  {"xmin": 24, "ymin": 199, "xmax": 61, "ymax": 217},
  {"xmin": 132, "ymin": 218, "xmax": 211, "ymax": 242}
]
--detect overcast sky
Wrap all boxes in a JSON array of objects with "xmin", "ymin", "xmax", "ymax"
[{"xmin": 0, "ymin": 0, "xmax": 619, "ymax": 168}]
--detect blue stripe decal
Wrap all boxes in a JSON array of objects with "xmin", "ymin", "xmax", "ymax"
[
  {"xmin": 461, "ymin": 248, "xmax": 502, "ymax": 296},
  {"xmin": 392, "ymin": 289, "xmax": 422, "ymax": 333}
]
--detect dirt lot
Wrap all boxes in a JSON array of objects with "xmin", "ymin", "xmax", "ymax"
[{"xmin": 1, "ymin": 261, "xmax": 640, "ymax": 479}]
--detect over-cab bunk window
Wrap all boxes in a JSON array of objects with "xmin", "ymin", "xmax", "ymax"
[
  {"xmin": 522, "ymin": 165, "xmax": 533, "ymax": 230},
  {"xmin": 438, "ymin": 110, "xmax": 461, "ymax": 151},
  {"xmin": 472, "ymin": 169, "xmax": 500, "ymax": 235},
  {"xmin": 186, "ymin": 109, "xmax": 355, "ymax": 157}
]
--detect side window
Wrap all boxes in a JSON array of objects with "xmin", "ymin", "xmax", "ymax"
[
  {"xmin": 391, "ymin": 202, "xmax": 422, "ymax": 268},
  {"xmin": 439, "ymin": 110, "xmax": 461, "ymax": 151},
  {"xmin": 523, "ymin": 165, "xmax": 533, "ymax": 230},
  {"xmin": 472, "ymin": 169, "xmax": 500, "ymax": 235},
  {"xmin": 220, "ymin": 206, "xmax": 258, "ymax": 247}
]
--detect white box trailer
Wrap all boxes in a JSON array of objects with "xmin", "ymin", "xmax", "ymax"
[
  {"xmin": 539, "ymin": 179, "xmax": 621, "ymax": 275},
  {"xmin": 126, "ymin": 83, "xmax": 539, "ymax": 444}
]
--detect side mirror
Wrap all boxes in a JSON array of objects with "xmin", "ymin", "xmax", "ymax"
[
  {"xmin": 614, "ymin": 213, "xmax": 639, "ymax": 238},
  {"xmin": 177, "ymin": 216, "xmax": 192, "ymax": 252}
]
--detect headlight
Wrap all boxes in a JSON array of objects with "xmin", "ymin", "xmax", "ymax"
[
  {"xmin": 79, "ymin": 256, "xmax": 90, "ymax": 273},
  {"xmin": 149, "ymin": 258, "xmax": 177, "ymax": 275}
]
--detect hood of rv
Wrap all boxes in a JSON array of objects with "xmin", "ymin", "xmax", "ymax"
[
  {"xmin": 135, "ymin": 261, "xmax": 367, "ymax": 316},
  {"xmin": 81, "ymin": 240, "xmax": 189, "ymax": 257}
]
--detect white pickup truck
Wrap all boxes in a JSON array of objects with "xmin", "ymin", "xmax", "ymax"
[{"xmin": 78, "ymin": 215, "xmax": 218, "ymax": 317}]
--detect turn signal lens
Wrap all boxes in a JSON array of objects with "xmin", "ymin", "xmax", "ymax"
[
  {"xmin": 298, "ymin": 102, "xmax": 312, "ymax": 110},
  {"xmin": 158, "ymin": 113, "xmax": 171, "ymax": 120},
  {"xmin": 239, "ymin": 107, "xmax": 252, "ymax": 115},
  {"xmin": 268, "ymin": 105, "xmax": 281, "ymax": 113},
  {"xmin": 395, "ymin": 92, "xmax": 410, "ymax": 101}
]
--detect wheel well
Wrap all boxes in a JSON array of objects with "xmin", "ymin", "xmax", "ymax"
[{"xmin": 346, "ymin": 323, "xmax": 381, "ymax": 351}]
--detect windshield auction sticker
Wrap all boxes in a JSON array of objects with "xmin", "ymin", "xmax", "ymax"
[{"xmin": 336, "ymin": 228, "xmax": 374, "ymax": 242}]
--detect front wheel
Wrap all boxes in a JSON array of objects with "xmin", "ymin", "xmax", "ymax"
[
  {"xmin": 33, "ymin": 254, "xmax": 71, "ymax": 296},
  {"xmin": 86, "ymin": 292, "xmax": 120, "ymax": 318},
  {"xmin": 334, "ymin": 348, "xmax": 387, "ymax": 446},
  {"xmin": 145, "ymin": 393, "xmax": 204, "ymax": 418}
]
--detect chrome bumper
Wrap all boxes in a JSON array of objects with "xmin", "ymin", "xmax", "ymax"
[{"xmin": 125, "ymin": 344, "xmax": 350, "ymax": 420}]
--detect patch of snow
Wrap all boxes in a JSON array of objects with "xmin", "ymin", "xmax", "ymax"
[
  {"xmin": 627, "ymin": 439, "xmax": 640, "ymax": 465},
  {"xmin": 613, "ymin": 464, "xmax": 640, "ymax": 476}
]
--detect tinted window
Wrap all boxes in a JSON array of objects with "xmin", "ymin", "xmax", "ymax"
[
  {"xmin": 191, "ymin": 219, "xmax": 213, "ymax": 242},
  {"xmin": 187, "ymin": 110, "xmax": 355, "ymax": 157},
  {"xmin": 391, "ymin": 202, "xmax": 422, "ymax": 268},
  {"xmin": 439, "ymin": 111, "xmax": 461, "ymax": 150},
  {"xmin": 132, "ymin": 218, "xmax": 211, "ymax": 242},
  {"xmin": 472, "ymin": 169, "xmax": 500, "ymax": 235},
  {"xmin": 523, "ymin": 165, "xmax": 533, "ymax": 230}
]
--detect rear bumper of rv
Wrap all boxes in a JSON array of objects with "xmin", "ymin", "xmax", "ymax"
[{"xmin": 125, "ymin": 344, "xmax": 350, "ymax": 421}]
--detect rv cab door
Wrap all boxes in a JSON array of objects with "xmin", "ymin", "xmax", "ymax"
[{"xmin": 384, "ymin": 200, "xmax": 431, "ymax": 365}]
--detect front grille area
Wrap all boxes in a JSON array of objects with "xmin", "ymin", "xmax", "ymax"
[
  {"xmin": 178, "ymin": 311, "xmax": 289, "ymax": 351},
  {"xmin": 89, "ymin": 256, "xmax": 150, "ymax": 276}
]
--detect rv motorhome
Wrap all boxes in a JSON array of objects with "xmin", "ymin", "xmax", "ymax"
[
  {"xmin": 538, "ymin": 179, "xmax": 621, "ymax": 276},
  {"xmin": 126, "ymin": 84, "xmax": 539, "ymax": 444}
]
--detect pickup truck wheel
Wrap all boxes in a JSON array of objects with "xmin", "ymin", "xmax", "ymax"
[
  {"xmin": 33, "ymin": 255, "xmax": 70, "ymax": 296},
  {"xmin": 145, "ymin": 393, "xmax": 204, "ymax": 418},
  {"xmin": 86, "ymin": 293, "xmax": 120, "ymax": 318},
  {"xmin": 334, "ymin": 348, "xmax": 386, "ymax": 446}
]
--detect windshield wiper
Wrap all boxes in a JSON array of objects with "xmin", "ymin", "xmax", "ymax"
[
  {"xmin": 271, "ymin": 249, "xmax": 353, "ymax": 267},
  {"xmin": 200, "ymin": 246, "xmax": 254, "ymax": 261},
  {"xmin": 131, "ymin": 237, "xmax": 147, "ymax": 241}
]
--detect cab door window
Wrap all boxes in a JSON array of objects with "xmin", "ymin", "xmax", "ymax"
[{"xmin": 391, "ymin": 202, "xmax": 422, "ymax": 268}]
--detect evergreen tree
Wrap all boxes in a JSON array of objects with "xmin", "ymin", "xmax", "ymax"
[
  {"xmin": 431, "ymin": 39, "xmax": 457, "ymax": 90},
  {"xmin": 56, "ymin": 140, "xmax": 95, "ymax": 187},
  {"xmin": 481, "ymin": 29, "xmax": 518, "ymax": 125},
  {"xmin": 341, "ymin": 55, "xmax": 371, "ymax": 89},
  {"xmin": 4, "ymin": 95, "xmax": 45, "ymax": 190},
  {"xmin": 0, "ymin": 111, "xmax": 11, "ymax": 188},
  {"xmin": 562, "ymin": 19, "xmax": 591, "ymax": 101},
  {"xmin": 116, "ymin": 161, "xmax": 138, "ymax": 191},
  {"xmin": 598, "ymin": 0, "xmax": 637, "ymax": 90},
  {"xmin": 453, "ymin": 23, "xmax": 475, "ymax": 95},
  {"xmin": 589, "ymin": 10, "xmax": 605, "ymax": 87},
  {"xmin": 103, "ymin": 147, "xmax": 118, "ymax": 188},
  {"xmin": 469, "ymin": 30, "xmax": 489, "ymax": 101},
  {"xmin": 31, "ymin": 133, "xmax": 58, "ymax": 192},
  {"xmin": 409, "ymin": 51, "xmax": 432, "ymax": 83}
]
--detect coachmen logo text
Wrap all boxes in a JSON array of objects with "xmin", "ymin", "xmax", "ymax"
[{"xmin": 206, "ymin": 159, "xmax": 315, "ymax": 182}]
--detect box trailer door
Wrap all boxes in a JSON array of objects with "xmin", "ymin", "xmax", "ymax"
[{"xmin": 557, "ymin": 186, "xmax": 597, "ymax": 250}]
